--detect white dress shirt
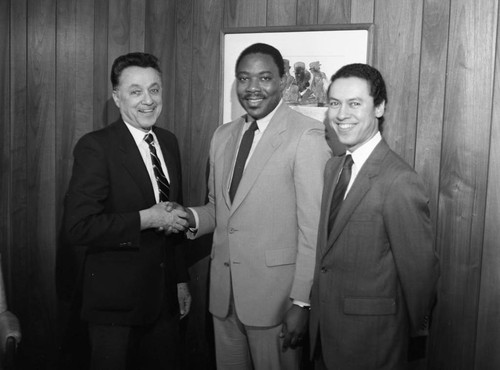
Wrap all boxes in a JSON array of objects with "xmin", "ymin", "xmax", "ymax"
[
  {"xmin": 124, "ymin": 122, "xmax": 170, "ymax": 203},
  {"xmin": 344, "ymin": 131, "xmax": 382, "ymax": 198}
]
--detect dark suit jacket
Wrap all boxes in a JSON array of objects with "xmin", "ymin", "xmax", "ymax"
[
  {"xmin": 310, "ymin": 139, "xmax": 439, "ymax": 369},
  {"xmin": 62, "ymin": 119, "xmax": 187, "ymax": 326}
]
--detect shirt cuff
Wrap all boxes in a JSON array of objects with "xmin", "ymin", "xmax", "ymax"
[
  {"xmin": 292, "ymin": 299, "xmax": 310, "ymax": 308},
  {"xmin": 186, "ymin": 207, "xmax": 200, "ymax": 238}
]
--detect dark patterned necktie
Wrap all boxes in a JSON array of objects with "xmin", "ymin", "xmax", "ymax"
[
  {"xmin": 328, "ymin": 154, "xmax": 354, "ymax": 234},
  {"xmin": 144, "ymin": 133, "xmax": 170, "ymax": 202},
  {"xmin": 229, "ymin": 121, "xmax": 258, "ymax": 203}
]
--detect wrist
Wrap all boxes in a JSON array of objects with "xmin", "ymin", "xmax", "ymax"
[{"xmin": 139, "ymin": 209, "xmax": 153, "ymax": 230}]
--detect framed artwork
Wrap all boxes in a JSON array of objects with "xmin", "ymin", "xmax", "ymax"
[{"xmin": 220, "ymin": 24, "xmax": 374, "ymax": 123}]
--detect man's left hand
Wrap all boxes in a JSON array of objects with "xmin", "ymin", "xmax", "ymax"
[
  {"xmin": 280, "ymin": 304, "xmax": 309, "ymax": 352},
  {"xmin": 177, "ymin": 282, "xmax": 192, "ymax": 319}
]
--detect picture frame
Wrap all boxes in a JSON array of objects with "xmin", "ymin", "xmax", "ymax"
[{"xmin": 220, "ymin": 24, "xmax": 374, "ymax": 123}]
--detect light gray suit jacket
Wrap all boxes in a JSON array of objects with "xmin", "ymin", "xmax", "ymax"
[{"xmin": 192, "ymin": 102, "xmax": 331, "ymax": 326}]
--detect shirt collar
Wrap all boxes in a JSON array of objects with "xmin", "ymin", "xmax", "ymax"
[
  {"xmin": 246, "ymin": 99, "xmax": 283, "ymax": 133},
  {"xmin": 123, "ymin": 121, "xmax": 156, "ymax": 146},
  {"xmin": 347, "ymin": 131, "xmax": 382, "ymax": 169}
]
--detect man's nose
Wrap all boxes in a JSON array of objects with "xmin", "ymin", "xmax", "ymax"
[
  {"xmin": 142, "ymin": 92, "xmax": 153, "ymax": 104},
  {"xmin": 337, "ymin": 104, "xmax": 349, "ymax": 119},
  {"xmin": 247, "ymin": 78, "xmax": 261, "ymax": 92}
]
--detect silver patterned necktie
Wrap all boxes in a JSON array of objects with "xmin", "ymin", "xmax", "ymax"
[{"xmin": 144, "ymin": 133, "xmax": 170, "ymax": 201}]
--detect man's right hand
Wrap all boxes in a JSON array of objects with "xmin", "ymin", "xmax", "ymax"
[
  {"xmin": 139, "ymin": 202, "xmax": 189, "ymax": 232},
  {"xmin": 164, "ymin": 202, "xmax": 196, "ymax": 232}
]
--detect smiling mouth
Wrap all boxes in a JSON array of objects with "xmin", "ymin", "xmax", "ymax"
[
  {"xmin": 139, "ymin": 107, "xmax": 156, "ymax": 114},
  {"xmin": 336, "ymin": 122, "xmax": 356, "ymax": 130},
  {"xmin": 245, "ymin": 97, "xmax": 265, "ymax": 108}
]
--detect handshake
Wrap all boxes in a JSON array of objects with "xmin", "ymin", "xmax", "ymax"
[{"xmin": 141, "ymin": 201, "xmax": 194, "ymax": 235}]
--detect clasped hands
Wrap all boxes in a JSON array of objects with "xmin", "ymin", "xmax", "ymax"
[{"xmin": 143, "ymin": 201, "xmax": 192, "ymax": 235}]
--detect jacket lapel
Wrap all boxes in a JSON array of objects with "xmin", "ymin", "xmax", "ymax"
[
  {"xmin": 229, "ymin": 105, "xmax": 288, "ymax": 213},
  {"xmin": 114, "ymin": 120, "xmax": 156, "ymax": 205},
  {"xmin": 154, "ymin": 128, "xmax": 180, "ymax": 201},
  {"xmin": 323, "ymin": 140, "xmax": 390, "ymax": 258},
  {"xmin": 318, "ymin": 156, "xmax": 343, "ymax": 257}
]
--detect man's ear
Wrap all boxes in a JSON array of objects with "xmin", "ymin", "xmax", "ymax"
[
  {"xmin": 375, "ymin": 101, "xmax": 386, "ymax": 118},
  {"xmin": 112, "ymin": 90, "xmax": 120, "ymax": 108}
]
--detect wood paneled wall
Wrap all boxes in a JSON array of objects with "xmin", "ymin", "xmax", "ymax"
[{"xmin": 1, "ymin": 0, "xmax": 500, "ymax": 369}]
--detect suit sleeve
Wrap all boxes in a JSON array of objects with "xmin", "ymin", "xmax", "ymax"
[
  {"xmin": 289, "ymin": 126, "xmax": 331, "ymax": 303},
  {"xmin": 384, "ymin": 171, "xmax": 439, "ymax": 337},
  {"xmin": 189, "ymin": 131, "xmax": 217, "ymax": 237},
  {"xmin": 63, "ymin": 134, "xmax": 140, "ymax": 248}
]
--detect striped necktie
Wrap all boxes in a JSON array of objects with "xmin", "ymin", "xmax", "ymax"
[{"xmin": 144, "ymin": 133, "xmax": 170, "ymax": 201}]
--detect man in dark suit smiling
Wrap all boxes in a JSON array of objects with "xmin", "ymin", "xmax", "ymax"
[
  {"xmin": 63, "ymin": 52, "xmax": 190, "ymax": 369},
  {"xmin": 310, "ymin": 63, "xmax": 439, "ymax": 370}
]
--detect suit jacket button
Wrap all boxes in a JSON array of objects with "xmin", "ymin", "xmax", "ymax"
[
  {"xmin": 321, "ymin": 267, "xmax": 327, "ymax": 273},
  {"xmin": 224, "ymin": 262, "xmax": 230, "ymax": 267},
  {"xmin": 160, "ymin": 262, "xmax": 165, "ymax": 269}
]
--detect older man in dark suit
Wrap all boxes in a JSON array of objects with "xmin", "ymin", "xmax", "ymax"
[
  {"xmin": 310, "ymin": 63, "xmax": 440, "ymax": 369},
  {"xmin": 63, "ymin": 52, "xmax": 191, "ymax": 370}
]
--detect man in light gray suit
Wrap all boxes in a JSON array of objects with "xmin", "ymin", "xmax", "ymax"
[{"xmin": 172, "ymin": 43, "xmax": 330, "ymax": 369}]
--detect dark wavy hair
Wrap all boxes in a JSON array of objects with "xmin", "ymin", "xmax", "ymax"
[
  {"xmin": 235, "ymin": 43, "xmax": 285, "ymax": 77},
  {"xmin": 110, "ymin": 52, "xmax": 161, "ymax": 89},
  {"xmin": 328, "ymin": 63, "xmax": 388, "ymax": 128}
]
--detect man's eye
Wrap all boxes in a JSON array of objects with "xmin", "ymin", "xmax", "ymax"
[
  {"xmin": 261, "ymin": 76, "xmax": 272, "ymax": 81},
  {"xmin": 350, "ymin": 102, "xmax": 361, "ymax": 108},
  {"xmin": 150, "ymin": 88, "xmax": 160, "ymax": 94},
  {"xmin": 329, "ymin": 101, "xmax": 340, "ymax": 108},
  {"xmin": 131, "ymin": 90, "xmax": 142, "ymax": 96},
  {"xmin": 237, "ymin": 76, "xmax": 248, "ymax": 82}
]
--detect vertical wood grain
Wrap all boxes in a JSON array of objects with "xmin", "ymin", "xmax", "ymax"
[
  {"xmin": 350, "ymin": 0, "xmax": 374, "ymax": 23},
  {"xmin": 145, "ymin": 0, "xmax": 177, "ymax": 131},
  {"xmin": 94, "ymin": 0, "xmax": 109, "ymax": 128},
  {"xmin": 26, "ymin": 0, "xmax": 58, "ymax": 366},
  {"xmin": 433, "ymin": 0, "xmax": 498, "ymax": 369},
  {"xmin": 74, "ymin": 0, "xmax": 96, "ymax": 140},
  {"xmin": 174, "ymin": 0, "xmax": 194, "ymax": 204},
  {"xmin": 414, "ymin": 0, "xmax": 450, "ymax": 233},
  {"xmin": 297, "ymin": 0, "xmax": 318, "ymax": 25},
  {"xmin": 318, "ymin": 0, "xmax": 351, "ymax": 24},
  {"xmin": 56, "ymin": 0, "xmax": 77, "ymax": 224},
  {"xmin": 267, "ymin": 0, "xmax": 297, "ymax": 26},
  {"xmin": 415, "ymin": 5, "xmax": 452, "ymax": 363},
  {"xmin": 0, "ymin": 0, "xmax": 11, "ymax": 285},
  {"xmin": 373, "ymin": 0, "xmax": 423, "ymax": 166},
  {"xmin": 107, "ymin": 0, "xmax": 130, "ymax": 124},
  {"xmin": 57, "ymin": 0, "xmax": 95, "ymax": 227},
  {"xmin": 475, "ymin": 5, "xmax": 500, "ymax": 366},
  {"xmin": 224, "ymin": 0, "xmax": 266, "ymax": 28},
  {"xmin": 9, "ymin": 0, "xmax": 28, "ymax": 322},
  {"xmin": 190, "ymin": 0, "xmax": 224, "ymax": 204},
  {"xmin": 474, "ymin": 3, "xmax": 500, "ymax": 370},
  {"xmin": 129, "ymin": 0, "xmax": 145, "ymax": 51}
]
